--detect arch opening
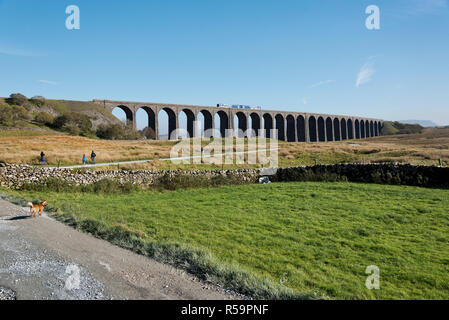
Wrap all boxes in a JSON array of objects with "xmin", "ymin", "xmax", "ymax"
[
  {"xmin": 286, "ymin": 115, "xmax": 296, "ymax": 142},
  {"xmin": 250, "ymin": 113, "xmax": 261, "ymax": 137},
  {"xmin": 341, "ymin": 119, "xmax": 347, "ymax": 140},
  {"xmin": 325, "ymin": 117, "xmax": 333, "ymax": 142},
  {"xmin": 234, "ymin": 112, "xmax": 247, "ymax": 138},
  {"xmin": 215, "ymin": 111, "xmax": 229, "ymax": 138},
  {"xmin": 309, "ymin": 116, "xmax": 317, "ymax": 142},
  {"xmin": 112, "ymin": 105, "xmax": 133, "ymax": 127},
  {"xmin": 347, "ymin": 119, "xmax": 354, "ymax": 140},
  {"xmin": 158, "ymin": 107, "xmax": 177, "ymax": 140},
  {"xmin": 137, "ymin": 107, "xmax": 156, "ymax": 139},
  {"xmin": 275, "ymin": 114, "xmax": 285, "ymax": 141},
  {"xmin": 318, "ymin": 117, "xmax": 325, "ymax": 142},
  {"xmin": 361, "ymin": 120, "xmax": 366, "ymax": 138},
  {"xmin": 333, "ymin": 118, "xmax": 341, "ymax": 141},
  {"xmin": 297, "ymin": 115, "xmax": 306, "ymax": 142},
  {"xmin": 263, "ymin": 114, "xmax": 273, "ymax": 138}
]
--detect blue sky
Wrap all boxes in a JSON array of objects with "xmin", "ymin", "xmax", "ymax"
[{"xmin": 1, "ymin": 0, "xmax": 448, "ymax": 131}]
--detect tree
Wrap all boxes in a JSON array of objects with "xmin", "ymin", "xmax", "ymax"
[
  {"xmin": 30, "ymin": 96, "xmax": 46, "ymax": 107},
  {"xmin": 34, "ymin": 111, "xmax": 54, "ymax": 125},
  {"xmin": 11, "ymin": 105, "xmax": 30, "ymax": 124},
  {"xmin": 0, "ymin": 103, "xmax": 13, "ymax": 126},
  {"xmin": 96, "ymin": 123, "xmax": 125, "ymax": 140},
  {"xmin": 141, "ymin": 126, "xmax": 156, "ymax": 139},
  {"xmin": 96, "ymin": 123, "xmax": 143, "ymax": 140},
  {"xmin": 53, "ymin": 112, "xmax": 93, "ymax": 136},
  {"xmin": 6, "ymin": 93, "xmax": 27, "ymax": 106}
]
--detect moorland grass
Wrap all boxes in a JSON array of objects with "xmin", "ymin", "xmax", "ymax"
[
  {"xmin": 3, "ymin": 181, "xmax": 449, "ymax": 299},
  {"xmin": 1, "ymin": 128, "xmax": 448, "ymax": 168}
]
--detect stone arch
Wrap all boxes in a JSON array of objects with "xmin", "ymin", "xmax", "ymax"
[
  {"xmin": 275, "ymin": 114, "xmax": 285, "ymax": 141},
  {"xmin": 180, "ymin": 108, "xmax": 195, "ymax": 138},
  {"xmin": 263, "ymin": 114, "xmax": 273, "ymax": 138},
  {"xmin": 333, "ymin": 118, "xmax": 341, "ymax": 141},
  {"xmin": 355, "ymin": 119, "xmax": 360, "ymax": 139},
  {"xmin": 216, "ymin": 110, "xmax": 229, "ymax": 138},
  {"xmin": 159, "ymin": 107, "xmax": 177, "ymax": 140},
  {"xmin": 360, "ymin": 120, "xmax": 366, "ymax": 138},
  {"xmin": 370, "ymin": 121, "xmax": 375, "ymax": 138},
  {"xmin": 347, "ymin": 119, "xmax": 354, "ymax": 140},
  {"xmin": 308, "ymin": 116, "xmax": 317, "ymax": 142},
  {"xmin": 341, "ymin": 118, "xmax": 347, "ymax": 140},
  {"xmin": 317, "ymin": 117, "xmax": 325, "ymax": 142},
  {"xmin": 235, "ymin": 112, "xmax": 247, "ymax": 138},
  {"xmin": 378, "ymin": 122, "xmax": 382, "ymax": 136},
  {"xmin": 325, "ymin": 117, "xmax": 333, "ymax": 142},
  {"xmin": 137, "ymin": 106, "xmax": 156, "ymax": 138},
  {"xmin": 365, "ymin": 120, "xmax": 370, "ymax": 138},
  {"xmin": 113, "ymin": 105, "xmax": 134, "ymax": 126},
  {"xmin": 199, "ymin": 109, "xmax": 214, "ymax": 138},
  {"xmin": 286, "ymin": 115, "xmax": 296, "ymax": 142},
  {"xmin": 250, "ymin": 113, "xmax": 261, "ymax": 137},
  {"xmin": 296, "ymin": 115, "xmax": 306, "ymax": 142}
]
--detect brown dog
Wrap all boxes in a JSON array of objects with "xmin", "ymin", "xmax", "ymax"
[{"xmin": 27, "ymin": 201, "xmax": 47, "ymax": 218}]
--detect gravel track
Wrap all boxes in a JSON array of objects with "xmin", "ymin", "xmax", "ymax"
[{"xmin": 0, "ymin": 198, "xmax": 239, "ymax": 300}]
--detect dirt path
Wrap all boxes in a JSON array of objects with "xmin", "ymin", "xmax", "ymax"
[{"xmin": 0, "ymin": 199, "xmax": 240, "ymax": 300}]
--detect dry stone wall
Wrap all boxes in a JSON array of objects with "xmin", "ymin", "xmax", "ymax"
[{"xmin": 0, "ymin": 163, "xmax": 448, "ymax": 189}]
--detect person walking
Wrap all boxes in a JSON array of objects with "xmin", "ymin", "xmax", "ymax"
[
  {"xmin": 40, "ymin": 151, "xmax": 46, "ymax": 165},
  {"xmin": 91, "ymin": 150, "xmax": 96, "ymax": 165},
  {"xmin": 82, "ymin": 154, "xmax": 87, "ymax": 165}
]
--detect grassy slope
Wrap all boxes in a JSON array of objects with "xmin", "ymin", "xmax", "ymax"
[{"xmin": 6, "ymin": 182, "xmax": 449, "ymax": 299}]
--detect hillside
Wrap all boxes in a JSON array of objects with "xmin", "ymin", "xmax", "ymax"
[{"xmin": 0, "ymin": 96, "xmax": 120, "ymax": 131}]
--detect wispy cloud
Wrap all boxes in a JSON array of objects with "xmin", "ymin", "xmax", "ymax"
[
  {"xmin": 356, "ymin": 57, "xmax": 377, "ymax": 88},
  {"xmin": 408, "ymin": 0, "xmax": 447, "ymax": 15},
  {"xmin": 0, "ymin": 45, "xmax": 43, "ymax": 57},
  {"xmin": 308, "ymin": 80, "xmax": 335, "ymax": 88},
  {"xmin": 38, "ymin": 80, "xmax": 57, "ymax": 85},
  {"xmin": 302, "ymin": 98, "xmax": 308, "ymax": 105}
]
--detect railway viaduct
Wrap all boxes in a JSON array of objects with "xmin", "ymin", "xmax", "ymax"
[{"xmin": 93, "ymin": 99, "xmax": 384, "ymax": 142}]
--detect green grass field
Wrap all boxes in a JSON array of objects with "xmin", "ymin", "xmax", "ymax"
[{"xmin": 4, "ymin": 182, "xmax": 449, "ymax": 299}]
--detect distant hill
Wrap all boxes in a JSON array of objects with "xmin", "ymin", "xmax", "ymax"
[
  {"xmin": 382, "ymin": 121, "xmax": 423, "ymax": 135},
  {"xmin": 399, "ymin": 120, "xmax": 438, "ymax": 127}
]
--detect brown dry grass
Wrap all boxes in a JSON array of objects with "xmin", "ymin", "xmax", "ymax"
[{"xmin": 1, "ymin": 127, "xmax": 448, "ymax": 168}]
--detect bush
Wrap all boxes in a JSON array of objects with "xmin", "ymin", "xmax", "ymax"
[
  {"xmin": 152, "ymin": 173, "xmax": 250, "ymax": 191},
  {"xmin": 0, "ymin": 103, "xmax": 30, "ymax": 126},
  {"xmin": 96, "ymin": 123, "xmax": 124, "ymax": 139},
  {"xmin": 96, "ymin": 123, "xmax": 143, "ymax": 140},
  {"xmin": 0, "ymin": 102, "xmax": 13, "ymax": 126},
  {"xmin": 53, "ymin": 112, "xmax": 93, "ymax": 136},
  {"xmin": 34, "ymin": 111, "xmax": 54, "ymax": 125},
  {"xmin": 141, "ymin": 126, "xmax": 156, "ymax": 139},
  {"xmin": 29, "ymin": 96, "xmax": 46, "ymax": 107},
  {"xmin": 19, "ymin": 178, "xmax": 137, "ymax": 194},
  {"xmin": 5, "ymin": 93, "xmax": 27, "ymax": 106},
  {"xmin": 61, "ymin": 122, "xmax": 80, "ymax": 135}
]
